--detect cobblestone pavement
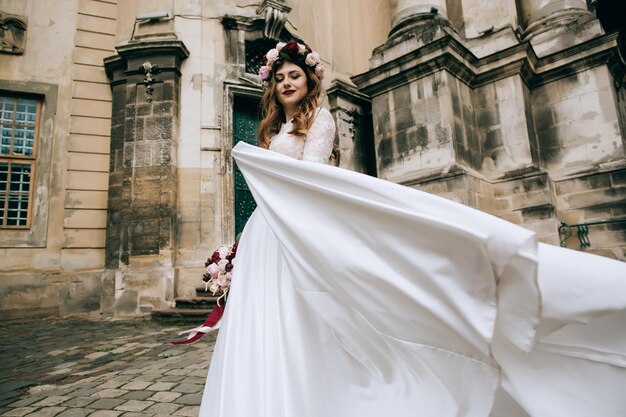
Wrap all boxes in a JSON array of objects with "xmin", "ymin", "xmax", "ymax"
[{"xmin": 0, "ymin": 317, "xmax": 216, "ymax": 417}]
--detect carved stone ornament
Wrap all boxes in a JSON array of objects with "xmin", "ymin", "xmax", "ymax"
[
  {"xmin": 0, "ymin": 11, "xmax": 27, "ymax": 55},
  {"xmin": 140, "ymin": 61, "xmax": 161, "ymax": 102},
  {"xmin": 256, "ymin": 0, "xmax": 292, "ymax": 40}
]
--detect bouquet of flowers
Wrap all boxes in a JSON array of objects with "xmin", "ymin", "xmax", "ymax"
[
  {"xmin": 202, "ymin": 243, "xmax": 238, "ymax": 298},
  {"xmin": 170, "ymin": 242, "xmax": 238, "ymax": 345}
]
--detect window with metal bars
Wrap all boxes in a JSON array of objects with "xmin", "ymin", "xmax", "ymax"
[
  {"xmin": 245, "ymin": 38, "xmax": 279, "ymax": 76},
  {"xmin": 0, "ymin": 94, "xmax": 40, "ymax": 228}
]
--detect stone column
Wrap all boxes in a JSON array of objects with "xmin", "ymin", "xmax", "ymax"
[
  {"xmin": 521, "ymin": 0, "xmax": 587, "ymax": 25},
  {"xmin": 103, "ymin": 39, "xmax": 189, "ymax": 316},
  {"xmin": 390, "ymin": 0, "xmax": 448, "ymax": 35},
  {"xmin": 520, "ymin": 0, "xmax": 591, "ymax": 42}
]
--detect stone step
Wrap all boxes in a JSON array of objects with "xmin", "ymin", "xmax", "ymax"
[
  {"xmin": 195, "ymin": 287, "xmax": 218, "ymax": 297},
  {"xmin": 175, "ymin": 297, "xmax": 219, "ymax": 309},
  {"xmin": 151, "ymin": 307, "xmax": 213, "ymax": 324}
]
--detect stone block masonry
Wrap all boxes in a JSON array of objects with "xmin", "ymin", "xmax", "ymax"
[{"xmin": 103, "ymin": 40, "xmax": 189, "ymax": 316}]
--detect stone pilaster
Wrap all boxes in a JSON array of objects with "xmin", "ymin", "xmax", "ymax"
[
  {"xmin": 103, "ymin": 39, "xmax": 189, "ymax": 316},
  {"xmin": 326, "ymin": 80, "xmax": 376, "ymax": 175}
]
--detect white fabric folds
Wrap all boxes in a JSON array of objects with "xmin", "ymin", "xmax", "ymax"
[{"xmin": 200, "ymin": 142, "xmax": 626, "ymax": 417}]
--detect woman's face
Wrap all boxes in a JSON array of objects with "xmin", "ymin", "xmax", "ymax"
[{"xmin": 274, "ymin": 61, "xmax": 308, "ymax": 112}]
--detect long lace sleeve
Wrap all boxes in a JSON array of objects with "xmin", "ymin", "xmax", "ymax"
[{"xmin": 302, "ymin": 107, "xmax": 336, "ymax": 164}]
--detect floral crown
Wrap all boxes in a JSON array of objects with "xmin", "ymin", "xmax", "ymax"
[{"xmin": 258, "ymin": 40, "xmax": 324, "ymax": 82}]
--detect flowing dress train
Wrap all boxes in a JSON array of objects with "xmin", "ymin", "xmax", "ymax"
[{"xmin": 200, "ymin": 110, "xmax": 626, "ymax": 417}]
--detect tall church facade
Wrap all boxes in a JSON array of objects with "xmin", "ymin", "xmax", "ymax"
[{"xmin": 1, "ymin": 0, "xmax": 624, "ymax": 319}]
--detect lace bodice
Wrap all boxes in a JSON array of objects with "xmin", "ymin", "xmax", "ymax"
[{"xmin": 268, "ymin": 107, "xmax": 336, "ymax": 164}]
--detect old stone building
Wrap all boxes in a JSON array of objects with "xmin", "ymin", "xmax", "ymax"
[{"xmin": 0, "ymin": 0, "xmax": 624, "ymax": 320}]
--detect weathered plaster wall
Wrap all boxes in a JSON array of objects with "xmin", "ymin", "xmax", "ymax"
[{"xmin": 0, "ymin": 0, "xmax": 116, "ymax": 320}]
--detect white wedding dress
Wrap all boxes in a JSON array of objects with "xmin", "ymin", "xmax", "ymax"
[{"xmin": 199, "ymin": 107, "xmax": 626, "ymax": 417}]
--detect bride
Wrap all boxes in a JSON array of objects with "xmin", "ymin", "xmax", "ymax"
[{"xmin": 199, "ymin": 40, "xmax": 626, "ymax": 417}]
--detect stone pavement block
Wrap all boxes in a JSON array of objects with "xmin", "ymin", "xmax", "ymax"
[
  {"xmin": 113, "ymin": 401, "xmax": 154, "ymax": 413},
  {"xmin": 119, "ymin": 370, "xmax": 142, "ymax": 376},
  {"xmin": 71, "ymin": 389, "xmax": 99, "ymax": 398},
  {"xmin": 0, "ymin": 391, "xmax": 27, "ymax": 407},
  {"xmin": 173, "ymin": 393, "xmax": 201, "ymax": 405},
  {"xmin": 146, "ymin": 392, "xmax": 181, "ymax": 402},
  {"xmin": 91, "ymin": 390, "xmax": 128, "ymax": 399},
  {"xmin": 144, "ymin": 383, "xmax": 174, "ymax": 392},
  {"xmin": 30, "ymin": 396, "xmax": 70, "ymax": 407},
  {"xmin": 118, "ymin": 413, "xmax": 151, "ymax": 417},
  {"xmin": 184, "ymin": 363, "xmax": 208, "ymax": 370},
  {"xmin": 142, "ymin": 403, "xmax": 181, "ymax": 415},
  {"xmin": 62, "ymin": 397, "xmax": 97, "ymax": 408},
  {"xmin": 6, "ymin": 397, "xmax": 44, "ymax": 408},
  {"xmin": 181, "ymin": 377, "xmax": 205, "ymax": 385},
  {"xmin": 0, "ymin": 382, "xmax": 33, "ymax": 395},
  {"xmin": 119, "ymin": 392, "xmax": 151, "ymax": 401},
  {"xmin": 157, "ymin": 376, "xmax": 184, "ymax": 383},
  {"xmin": 89, "ymin": 399, "xmax": 126, "ymax": 410},
  {"xmin": 172, "ymin": 405, "xmax": 200, "ymax": 416},
  {"xmin": 119, "ymin": 382, "xmax": 150, "ymax": 391},
  {"xmin": 26, "ymin": 386, "xmax": 56, "ymax": 395},
  {"xmin": 85, "ymin": 352, "xmax": 109, "ymax": 360},
  {"xmin": 164, "ymin": 369, "xmax": 188, "ymax": 376},
  {"xmin": 87, "ymin": 411, "xmax": 123, "ymax": 417},
  {"xmin": 107, "ymin": 376, "xmax": 133, "ymax": 383},
  {"xmin": 171, "ymin": 384, "xmax": 202, "ymax": 394},
  {"xmin": 95, "ymin": 381, "xmax": 125, "ymax": 390},
  {"xmin": 23, "ymin": 406, "xmax": 67, "ymax": 416},
  {"xmin": 1, "ymin": 407, "xmax": 36, "ymax": 416},
  {"xmin": 56, "ymin": 408, "xmax": 94, "ymax": 417},
  {"xmin": 138, "ymin": 370, "xmax": 162, "ymax": 377}
]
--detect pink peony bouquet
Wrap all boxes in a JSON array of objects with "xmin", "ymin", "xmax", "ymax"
[{"xmin": 202, "ymin": 243, "xmax": 238, "ymax": 297}]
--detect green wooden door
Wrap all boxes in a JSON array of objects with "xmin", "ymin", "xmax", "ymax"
[{"xmin": 233, "ymin": 95, "xmax": 261, "ymax": 238}]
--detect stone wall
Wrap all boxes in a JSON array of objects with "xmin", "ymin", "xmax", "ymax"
[{"xmin": 354, "ymin": 3, "xmax": 626, "ymax": 261}]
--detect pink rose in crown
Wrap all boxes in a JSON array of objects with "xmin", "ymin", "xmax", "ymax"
[
  {"xmin": 314, "ymin": 64, "xmax": 325, "ymax": 79},
  {"xmin": 259, "ymin": 65, "xmax": 271, "ymax": 81},
  {"xmin": 305, "ymin": 52, "xmax": 320, "ymax": 67},
  {"xmin": 265, "ymin": 48, "xmax": 279, "ymax": 63},
  {"xmin": 276, "ymin": 41, "xmax": 286, "ymax": 51}
]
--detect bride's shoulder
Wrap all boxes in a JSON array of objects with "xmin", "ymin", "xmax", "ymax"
[
  {"xmin": 315, "ymin": 107, "xmax": 332, "ymax": 118},
  {"xmin": 312, "ymin": 107, "xmax": 333, "ymax": 125}
]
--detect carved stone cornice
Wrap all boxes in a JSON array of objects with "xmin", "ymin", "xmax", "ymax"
[
  {"xmin": 256, "ymin": 0, "xmax": 291, "ymax": 40},
  {"xmin": 352, "ymin": 31, "xmax": 621, "ymax": 96},
  {"xmin": 104, "ymin": 39, "xmax": 189, "ymax": 81}
]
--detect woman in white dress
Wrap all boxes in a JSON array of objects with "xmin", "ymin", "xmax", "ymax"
[{"xmin": 199, "ymin": 41, "xmax": 626, "ymax": 417}]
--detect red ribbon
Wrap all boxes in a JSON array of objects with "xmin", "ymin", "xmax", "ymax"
[{"xmin": 169, "ymin": 304, "xmax": 225, "ymax": 345}]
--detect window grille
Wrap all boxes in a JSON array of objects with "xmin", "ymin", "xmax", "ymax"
[
  {"xmin": 245, "ymin": 38, "xmax": 278, "ymax": 76},
  {"xmin": 0, "ymin": 94, "xmax": 39, "ymax": 228}
]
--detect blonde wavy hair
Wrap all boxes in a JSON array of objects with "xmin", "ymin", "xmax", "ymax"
[{"xmin": 258, "ymin": 60, "xmax": 323, "ymax": 150}]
